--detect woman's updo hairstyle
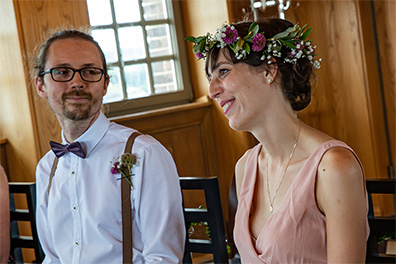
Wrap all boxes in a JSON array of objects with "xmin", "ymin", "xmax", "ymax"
[{"xmin": 206, "ymin": 18, "xmax": 314, "ymax": 111}]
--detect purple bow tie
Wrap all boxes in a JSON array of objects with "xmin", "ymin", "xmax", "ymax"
[{"xmin": 50, "ymin": 141, "xmax": 86, "ymax": 159}]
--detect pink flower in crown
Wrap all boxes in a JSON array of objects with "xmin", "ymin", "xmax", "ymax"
[
  {"xmin": 195, "ymin": 52, "xmax": 204, "ymax": 59},
  {"xmin": 252, "ymin": 33, "xmax": 266, "ymax": 52},
  {"xmin": 222, "ymin": 26, "xmax": 239, "ymax": 44}
]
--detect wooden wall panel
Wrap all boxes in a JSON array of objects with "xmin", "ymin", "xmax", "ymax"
[
  {"xmin": 0, "ymin": 0, "xmax": 39, "ymax": 181},
  {"xmin": 357, "ymin": 0, "xmax": 395, "ymax": 216},
  {"xmin": 356, "ymin": 0, "xmax": 395, "ymax": 183},
  {"xmin": 374, "ymin": 0, "xmax": 395, "ymax": 178},
  {"xmin": 111, "ymin": 97, "xmax": 219, "ymax": 178},
  {"xmin": 112, "ymin": 97, "xmax": 222, "ymax": 213},
  {"xmin": 14, "ymin": 0, "xmax": 90, "ymax": 158},
  {"xmin": 282, "ymin": 0, "xmax": 378, "ymax": 181},
  {"xmin": 181, "ymin": 0, "xmax": 229, "ymax": 100}
]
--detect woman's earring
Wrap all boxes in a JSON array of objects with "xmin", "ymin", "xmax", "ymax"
[{"xmin": 268, "ymin": 78, "xmax": 272, "ymax": 83}]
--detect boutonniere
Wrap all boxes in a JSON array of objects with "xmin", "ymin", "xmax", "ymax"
[{"xmin": 110, "ymin": 153, "xmax": 139, "ymax": 188}]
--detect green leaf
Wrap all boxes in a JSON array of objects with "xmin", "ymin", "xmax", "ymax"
[
  {"xmin": 185, "ymin": 36, "xmax": 197, "ymax": 43},
  {"xmin": 300, "ymin": 24, "xmax": 308, "ymax": 34},
  {"xmin": 198, "ymin": 39, "xmax": 206, "ymax": 52},
  {"xmin": 234, "ymin": 38, "xmax": 244, "ymax": 52},
  {"xmin": 301, "ymin": 27, "xmax": 312, "ymax": 40},
  {"xmin": 192, "ymin": 44, "xmax": 200, "ymax": 54},
  {"xmin": 272, "ymin": 26, "xmax": 294, "ymax": 39},
  {"xmin": 289, "ymin": 31, "xmax": 298, "ymax": 38},
  {"xmin": 244, "ymin": 23, "xmax": 259, "ymax": 42},
  {"xmin": 279, "ymin": 39, "xmax": 296, "ymax": 50},
  {"xmin": 245, "ymin": 42, "xmax": 251, "ymax": 54},
  {"xmin": 248, "ymin": 22, "xmax": 258, "ymax": 33},
  {"xmin": 272, "ymin": 31, "xmax": 289, "ymax": 39},
  {"xmin": 196, "ymin": 36, "xmax": 206, "ymax": 43}
]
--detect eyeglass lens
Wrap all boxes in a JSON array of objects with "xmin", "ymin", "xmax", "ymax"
[{"xmin": 51, "ymin": 67, "xmax": 103, "ymax": 82}]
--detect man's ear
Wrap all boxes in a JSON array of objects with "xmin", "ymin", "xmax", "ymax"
[
  {"xmin": 35, "ymin": 76, "xmax": 48, "ymax": 99},
  {"xmin": 103, "ymin": 74, "xmax": 110, "ymax": 96}
]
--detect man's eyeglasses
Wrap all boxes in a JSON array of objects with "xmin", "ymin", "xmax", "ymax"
[{"xmin": 39, "ymin": 67, "xmax": 105, "ymax": 82}]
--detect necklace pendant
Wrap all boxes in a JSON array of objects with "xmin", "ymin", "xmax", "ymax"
[{"xmin": 269, "ymin": 205, "xmax": 273, "ymax": 213}]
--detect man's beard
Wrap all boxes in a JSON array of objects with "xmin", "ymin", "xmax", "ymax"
[{"xmin": 60, "ymin": 90, "xmax": 100, "ymax": 121}]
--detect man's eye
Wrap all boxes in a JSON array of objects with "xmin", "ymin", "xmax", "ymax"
[
  {"xmin": 84, "ymin": 69, "xmax": 100, "ymax": 75},
  {"xmin": 52, "ymin": 68, "xmax": 70, "ymax": 75}
]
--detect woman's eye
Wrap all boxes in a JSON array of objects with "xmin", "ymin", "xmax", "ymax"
[{"xmin": 219, "ymin": 69, "xmax": 229, "ymax": 76}]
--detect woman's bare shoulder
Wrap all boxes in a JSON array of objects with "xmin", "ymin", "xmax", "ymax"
[
  {"xmin": 316, "ymin": 146, "xmax": 364, "ymax": 212},
  {"xmin": 235, "ymin": 148, "xmax": 254, "ymax": 197}
]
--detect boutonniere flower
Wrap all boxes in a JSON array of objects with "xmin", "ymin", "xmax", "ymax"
[{"xmin": 110, "ymin": 153, "xmax": 138, "ymax": 188}]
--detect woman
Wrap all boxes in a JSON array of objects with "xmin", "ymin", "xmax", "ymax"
[
  {"xmin": 187, "ymin": 19, "xmax": 369, "ymax": 263},
  {"xmin": 0, "ymin": 165, "xmax": 10, "ymax": 263}
]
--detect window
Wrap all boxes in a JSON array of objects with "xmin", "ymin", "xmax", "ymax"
[{"xmin": 86, "ymin": 0, "xmax": 192, "ymax": 117}]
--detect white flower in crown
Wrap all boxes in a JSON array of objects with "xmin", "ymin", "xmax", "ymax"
[{"xmin": 185, "ymin": 21, "xmax": 322, "ymax": 69}]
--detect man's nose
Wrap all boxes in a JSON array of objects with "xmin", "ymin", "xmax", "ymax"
[{"xmin": 70, "ymin": 71, "xmax": 85, "ymax": 89}]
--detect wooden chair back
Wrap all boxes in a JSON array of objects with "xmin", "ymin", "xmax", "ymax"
[
  {"xmin": 180, "ymin": 177, "xmax": 228, "ymax": 264},
  {"xmin": 365, "ymin": 178, "xmax": 396, "ymax": 263},
  {"xmin": 9, "ymin": 182, "xmax": 44, "ymax": 263}
]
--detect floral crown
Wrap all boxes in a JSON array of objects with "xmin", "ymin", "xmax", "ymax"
[{"xmin": 185, "ymin": 22, "xmax": 321, "ymax": 69}]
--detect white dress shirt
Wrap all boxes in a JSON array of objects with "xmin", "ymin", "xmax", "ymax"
[{"xmin": 36, "ymin": 112, "xmax": 185, "ymax": 263}]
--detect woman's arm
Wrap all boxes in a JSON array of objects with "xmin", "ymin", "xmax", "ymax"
[
  {"xmin": 316, "ymin": 147, "xmax": 367, "ymax": 263},
  {"xmin": 0, "ymin": 166, "xmax": 10, "ymax": 263}
]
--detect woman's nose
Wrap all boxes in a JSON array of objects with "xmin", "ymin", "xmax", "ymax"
[{"xmin": 208, "ymin": 78, "xmax": 222, "ymax": 99}]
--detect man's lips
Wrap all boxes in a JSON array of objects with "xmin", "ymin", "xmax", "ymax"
[
  {"xmin": 63, "ymin": 91, "xmax": 92, "ymax": 103},
  {"xmin": 65, "ymin": 96, "xmax": 89, "ymax": 103}
]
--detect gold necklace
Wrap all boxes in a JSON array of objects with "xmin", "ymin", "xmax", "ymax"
[{"xmin": 266, "ymin": 120, "xmax": 301, "ymax": 213}]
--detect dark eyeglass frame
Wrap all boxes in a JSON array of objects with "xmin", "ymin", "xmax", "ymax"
[{"xmin": 39, "ymin": 66, "xmax": 105, "ymax": 83}]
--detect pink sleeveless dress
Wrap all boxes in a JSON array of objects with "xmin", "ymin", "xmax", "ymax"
[{"xmin": 233, "ymin": 140, "xmax": 369, "ymax": 263}]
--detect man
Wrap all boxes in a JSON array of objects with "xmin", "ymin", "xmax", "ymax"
[{"xmin": 34, "ymin": 29, "xmax": 185, "ymax": 263}]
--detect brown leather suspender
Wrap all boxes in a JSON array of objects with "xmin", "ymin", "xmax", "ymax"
[
  {"xmin": 121, "ymin": 132, "xmax": 141, "ymax": 263},
  {"xmin": 47, "ymin": 132, "xmax": 141, "ymax": 263},
  {"xmin": 48, "ymin": 156, "xmax": 58, "ymax": 194}
]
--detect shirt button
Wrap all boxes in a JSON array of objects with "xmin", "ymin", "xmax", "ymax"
[
  {"xmin": 73, "ymin": 206, "xmax": 77, "ymax": 210},
  {"xmin": 75, "ymin": 241, "xmax": 79, "ymax": 245},
  {"xmin": 72, "ymin": 171, "xmax": 75, "ymax": 175}
]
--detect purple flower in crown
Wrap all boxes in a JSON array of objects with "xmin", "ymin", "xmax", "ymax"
[
  {"xmin": 252, "ymin": 33, "xmax": 266, "ymax": 52},
  {"xmin": 222, "ymin": 26, "xmax": 239, "ymax": 45},
  {"xmin": 195, "ymin": 52, "xmax": 204, "ymax": 59}
]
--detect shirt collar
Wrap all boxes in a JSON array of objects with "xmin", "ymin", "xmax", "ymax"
[{"xmin": 61, "ymin": 112, "xmax": 110, "ymax": 158}]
